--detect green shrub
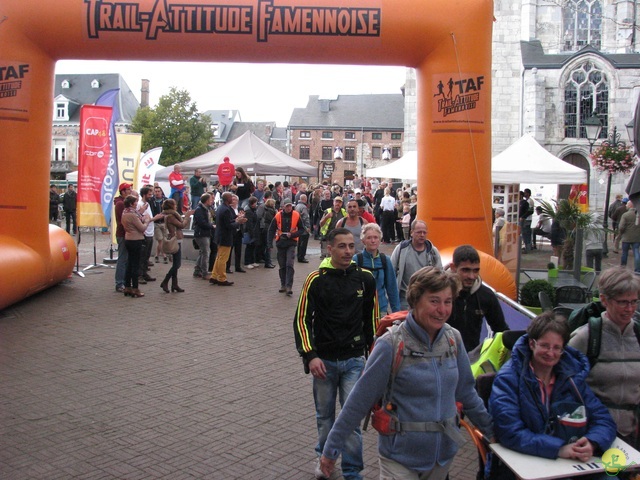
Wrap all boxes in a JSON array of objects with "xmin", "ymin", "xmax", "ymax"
[{"xmin": 520, "ymin": 279, "xmax": 556, "ymax": 307}]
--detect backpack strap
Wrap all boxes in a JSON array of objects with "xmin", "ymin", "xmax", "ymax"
[
  {"xmin": 356, "ymin": 252, "xmax": 364, "ymax": 268},
  {"xmin": 586, "ymin": 316, "xmax": 602, "ymax": 367}
]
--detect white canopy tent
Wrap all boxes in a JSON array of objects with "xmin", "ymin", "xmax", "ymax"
[
  {"xmin": 366, "ymin": 135, "xmax": 588, "ymax": 185},
  {"xmin": 491, "ymin": 134, "xmax": 587, "ymax": 184},
  {"xmin": 155, "ymin": 130, "xmax": 316, "ymax": 180},
  {"xmin": 366, "ymin": 151, "xmax": 417, "ymax": 180}
]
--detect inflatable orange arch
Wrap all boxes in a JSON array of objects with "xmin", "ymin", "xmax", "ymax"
[{"xmin": 0, "ymin": 0, "xmax": 515, "ymax": 309}]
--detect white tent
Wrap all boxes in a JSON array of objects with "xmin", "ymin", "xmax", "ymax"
[
  {"xmin": 491, "ymin": 134, "xmax": 587, "ymax": 184},
  {"xmin": 367, "ymin": 135, "xmax": 588, "ymax": 185},
  {"xmin": 366, "ymin": 151, "xmax": 417, "ymax": 180},
  {"xmin": 155, "ymin": 130, "xmax": 316, "ymax": 180}
]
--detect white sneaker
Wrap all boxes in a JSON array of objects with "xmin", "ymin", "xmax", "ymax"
[
  {"xmin": 245, "ymin": 264, "xmax": 255, "ymax": 269},
  {"xmin": 252, "ymin": 263, "xmax": 260, "ymax": 267}
]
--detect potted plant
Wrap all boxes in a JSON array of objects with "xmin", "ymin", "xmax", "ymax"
[
  {"xmin": 520, "ymin": 279, "xmax": 556, "ymax": 314},
  {"xmin": 547, "ymin": 262, "xmax": 558, "ymax": 278},
  {"xmin": 539, "ymin": 199, "xmax": 600, "ymax": 270}
]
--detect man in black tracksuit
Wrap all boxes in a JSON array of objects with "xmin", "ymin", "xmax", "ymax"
[
  {"xmin": 447, "ymin": 244, "xmax": 509, "ymax": 352},
  {"xmin": 293, "ymin": 227, "xmax": 378, "ymax": 480}
]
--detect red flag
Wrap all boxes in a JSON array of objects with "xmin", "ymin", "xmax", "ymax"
[{"xmin": 76, "ymin": 105, "xmax": 113, "ymax": 227}]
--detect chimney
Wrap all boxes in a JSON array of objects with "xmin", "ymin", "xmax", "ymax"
[
  {"xmin": 319, "ymin": 99, "xmax": 331, "ymax": 112},
  {"xmin": 141, "ymin": 79, "xmax": 150, "ymax": 108}
]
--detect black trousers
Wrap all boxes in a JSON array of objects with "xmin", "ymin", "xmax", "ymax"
[
  {"xmin": 65, "ymin": 210, "xmax": 76, "ymax": 234},
  {"xmin": 297, "ymin": 233, "xmax": 309, "ymax": 260}
]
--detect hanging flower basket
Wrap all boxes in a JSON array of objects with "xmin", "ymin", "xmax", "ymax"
[{"xmin": 590, "ymin": 142, "xmax": 636, "ymax": 175}]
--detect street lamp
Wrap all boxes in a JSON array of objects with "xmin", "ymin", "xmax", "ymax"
[
  {"xmin": 596, "ymin": 125, "xmax": 625, "ymax": 256},
  {"xmin": 584, "ymin": 113, "xmax": 603, "ymax": 153}
]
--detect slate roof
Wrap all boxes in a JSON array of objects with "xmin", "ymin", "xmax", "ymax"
[
  {"xmin": 288, "ymin": 94, "xmax": 404, "ymax": 130},
  {"xmin": 202, "ymin": 110, "xmax": 241, "ymax": 142},
  {"xmin": 521, "ymin": 41, "xmax": 640, "ymax": 69},
  {"xmin": 53, "ymin": 74, "xmax": 140, "ymax": 124}
]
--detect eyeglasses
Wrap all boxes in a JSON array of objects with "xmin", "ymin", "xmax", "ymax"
[
  {"xmin": 532, "ymin": 340, "xmax": 564, "ymax": 354},
  {"xmin": 609, "ymin": 298, "xmax": 639, "ymax": 308}
]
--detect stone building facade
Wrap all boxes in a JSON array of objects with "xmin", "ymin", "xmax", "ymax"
[{"xmin": 405, "ymin": 0, "xmax": 640, "ymax": 211}]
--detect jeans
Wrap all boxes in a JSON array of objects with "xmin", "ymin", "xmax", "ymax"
[
  {"xmin": 115, "ymin": 236, "xmax": 128, "ymax": 288},
  {"xmin": 313, "ymin": 356, "xmax": 365, "ymax": 480},
  {"xmin": 520, "ymin": 219, "xmax": 532, "ymax": 250},
  {"xmin": 621, "ymin": 242, "xmax": 640, "ymax": 272},
  {"xmin": 191, "ymin": 195, "xmax": 201, "ymax": 210},
  {"xmin": 139, "ymin": 235, "xmax": 153, "ymax": 274},
  {"xmin": 277, "ymin": 245, "xmax": 296, "ymax": 288},
  {"xmin": 585, "ymin": 248, "xmax": 603, "ymax": 272},
  {"xmin": 194, "ymin": 236, "xmax": 211, "ymax": 275},
  {"xmin": 171, "ymin": 191, "xmax": 183, "ymax": 214}
]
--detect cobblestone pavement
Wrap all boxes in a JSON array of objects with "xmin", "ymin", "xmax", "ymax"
[{"xmin": 3, "ymin": 231, "xmax": 555, "ymax": 480}]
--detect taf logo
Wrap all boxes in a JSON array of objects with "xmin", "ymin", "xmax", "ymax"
[{"xmin": 83, "ymin": 116, "xmax": 109, "ymax": 149}]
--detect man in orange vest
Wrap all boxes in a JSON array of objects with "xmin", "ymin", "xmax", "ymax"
[{"xmin": 267, "ymin": 198, "xmax": 304, "ymax": 296}]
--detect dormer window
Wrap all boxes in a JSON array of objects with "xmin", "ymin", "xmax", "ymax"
[
  {"xmin": 91, "ymin": 79, "xmax": 100, "ymax": 89},
  {"xmin": 54, "ymin": 101, "xmax": 69, "ymax": 121},
  {"xmin": 61, "ymin": 80, "xmax": 70, "ymax": 89}
]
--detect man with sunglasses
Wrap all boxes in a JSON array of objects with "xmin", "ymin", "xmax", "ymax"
[{"xmin": 447, "ymin": 244, "xmax": 508, "ymax": 352}]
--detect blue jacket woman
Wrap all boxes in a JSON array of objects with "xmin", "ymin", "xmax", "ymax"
[{"xmin": 490, "ymin": 326, "xmax": 616, "ymax": 461}]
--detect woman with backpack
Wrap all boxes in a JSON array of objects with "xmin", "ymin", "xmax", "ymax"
[
  {"xmin": 489, "ymin": 312, "xmax": 616, "ymax": 478},
  {"xmin": 568, "ymin": 266, "xmax": 640, "ymax": 451},
  {"xmin": 357, "ymin": 223, "xmax": 401, "ymax": 318},
  {"xmin": 319, "ymin": 267, "xmax": 493, "ymax": 479}
]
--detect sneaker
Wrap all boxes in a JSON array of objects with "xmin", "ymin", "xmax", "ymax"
[
  {"xmin": 264, "ymin": 264, "xmax": 276, "ymax": 269},
  {"xmin": 155, "ymin": 256, "xmax": 159, "ymax": 262},
  {"xmin": 314, "ymin": 459, "xmax": 343, "ymax": 480},
  {"xmin": 163, "ymin": 256, "xmax": 168, "ymax": 264},
  {"xmin": 245, "ymin": 264, "xmax": 255, "ymax": 269},
  {"xmin": 279, "ymin": 286, "xmax": 287, "ymax": 293},
  {"xmin": 252, "ymin": 263, "xmax": 260, "ymax": 267},
  {"xmin": 286, "ymin": 289, "xmax": 293, "ymax": 297}
]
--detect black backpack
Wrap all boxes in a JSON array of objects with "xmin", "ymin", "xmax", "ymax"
[{"xmin": 568, "ymin": 301, "xmax": 640, "ymax": 367}]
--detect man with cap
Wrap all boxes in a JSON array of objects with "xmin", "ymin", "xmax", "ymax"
[
  {"xmin": 114, "ymin": 182, "xmax": 132, "ymax": 292},
  {"xmin": 318, "ymin": 196, "xmax": 346, "ymax": 259},
  {"xmin": 267, "ymin": 198, "xmax": 304, "ymax": 296},
  {"xmin": 612, "ymin": 197, "xmax": 630, "ymax": 253}
]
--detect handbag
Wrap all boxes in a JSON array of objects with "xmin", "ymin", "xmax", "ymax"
[
  {"xmin": 162, "ymin": 217, "xmax": 179, "ymax": 254},
  {"xmin": 242, "ymin": 232, "xmax": 253, "ymax": 245}
]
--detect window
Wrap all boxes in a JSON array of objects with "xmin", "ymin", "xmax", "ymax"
[
  {"xmin": 55, "ymin": 102, "xmax": 68, "ymax": 121},
  {"xmin": 321, "ymin": 131, "xmax": 333, "ymax": 139},
  {"xmin": 322, "ymin": 146, "xmax": 333, "ymax": 160},
  {"xmin": 299, "ymin": 145, "xmax": 310, "ymax": 160},
  {"xmin": 345, "ymin": 131, "xmax": 356, "ymax": 140},
  {"xmin": 61, "ymin": 80, "xmax": 70, "ymax": 89},
  {"xmin": 392, "ymin": 147, "xmax": 401, "ymax": 159},
  {"xmin": 300, "ymin": 131, "xmax": 311, "ymax": 138},
  {"xmin": 344, "ymin": 147, "xmax": 356, "ymax": 161},
  {"xmin": 53, "ymin": 140, "xmax": 66, "ymax": 162},
  {"xmin": 372, "ymin": 133, "xmax": 382, "ymax": 140},
  {"xmin": 563, "ymin": 0, "xmax": 602, "ymax": 51},
  {"xmin": 372, "ymin": 146, "xmax": 381, "ymax": 159},
  {"xmin": 564, "ymin": 61, "xmax": 608, "ymax": 138},
  {"xmin": 391, "ymin": 133, "xmax": 402, "ymax": 140}
]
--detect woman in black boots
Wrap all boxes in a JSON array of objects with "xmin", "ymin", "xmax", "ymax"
[{"xmin": 160, "ymin": 198, "xmax": 193, "ymax": 293}]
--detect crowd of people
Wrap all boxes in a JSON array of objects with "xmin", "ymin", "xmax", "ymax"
[{"xmin": 54, "ymin": 166, "xmax": 639, "ymax": 479}]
